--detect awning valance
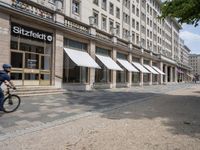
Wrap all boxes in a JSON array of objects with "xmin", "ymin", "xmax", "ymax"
[
  {"xmin": 117, "ymin": 59, "xmax": 139, "ymax": 72},
  {"xmin": 132, "ymin": 62, "xmax": 150, "ymax": 73},
  {"xmin": 143, "ymin": 64, "xmax": 159, "ymax": 74},
  {"xmin": 64, "ymin": 48, "xmax": 101, "ymax": 68},
  {"xmin": 96, "ymin": 54, "xmax": 123, "ymax": 71},
  {"xmin": 152, "ymin": 66, "xmax": 165, "ymax": 75}
]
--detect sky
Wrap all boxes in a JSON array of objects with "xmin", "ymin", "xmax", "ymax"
[{"xmin": 180, "ymin": 24, "xmax": 200, "ymax": 54}]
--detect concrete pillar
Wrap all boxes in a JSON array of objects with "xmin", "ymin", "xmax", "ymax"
[
  {"xmin": 170, "ymin": 66, "xmax": 173, "ymax": 82},
  {"xmin": 89, "ymin": 40, "xmax": 96, "ymax": 88},
  {"xmin": 127, "ymin": 53, "xmax": 132, "ymax": 87},
  {"xmin": 54, "ymin": 30, "xmax": 64, "ymax": 88},
  {"xmin": 164, "ymin": 64, "xmax": 168, "ymax": 84},
  {"xmin": 149, "ymin": 60, "xmax": 153, "ymax": 85},
  {"xmin": 175, "ymin": 67, "xmax": 178, "ymax": 82},
  {"xmin": 0, "ymin": 12, "xmax": 10, "ymax": 67},
  {"xmin": 111, "ymin": 48, "xmax": 117, "ymax": 88},
  {"xmin": 140, "ymin": 57, "xmax": 144, "ymax": 86},
  {"xmin": 159, "ymin": 62, "xmax": 163, "ymax": 84}
]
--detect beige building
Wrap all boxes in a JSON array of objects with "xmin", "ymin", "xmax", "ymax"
[
  {"xmin": 0, "ymin": 0, "xmax": 191, "ymax": 90},
  {"xmin": 189, "ymin": 54, "xmax": 200, "ymax": 76}
]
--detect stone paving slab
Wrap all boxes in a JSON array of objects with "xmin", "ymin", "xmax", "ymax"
[{"xmin": 0, "ymin": 83, "xmax": 198, "ymax": 141}]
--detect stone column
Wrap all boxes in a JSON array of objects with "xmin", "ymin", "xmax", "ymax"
[
  {"xmin": 159, "ymin": 62, "xmax": 163, "ymax": 84},
  {"xmin": 89, "ymin": 40, "xmax": 96, "ymax": 89},
  {"xmin": 127, "ymin": 53, "xmax": 132, "ymax": 87},
  {"xmin": 140, "ymin": 57, "xmax": 144, "ymax": 86},
  {"xmin": 111, "ymin": 48, "xmax": 117, "ymax": 88},
  {"xmin": 0, "ymin": 12, "xmax": 10, "ymax": 67},
  {"xmin": 170, "ymin": 66, "xmax": 173, "ymax": 82},
  {"xmin": 164, "ymin": 64, "xmax": 168, "ymax": 84},
  {"xmin": 54, "ymin": 30, "xmax": 64, "ymax": 88},
  {"xmin": 149, "ymin": 60, "xmax": 153, "ymax": 85},
  {"xmin": 175, "ymin": 67, "xmax": 178, "ymax": 83}
]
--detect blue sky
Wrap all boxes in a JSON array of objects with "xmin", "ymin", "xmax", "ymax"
[{"xmin": 180, "ymin": 24, "xmax": 200, "ymax": 54}]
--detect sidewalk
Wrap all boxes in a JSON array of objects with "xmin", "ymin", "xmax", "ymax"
[{"xmin": 0, "ymin": 83, "xmax": 199, "ymax": 149}]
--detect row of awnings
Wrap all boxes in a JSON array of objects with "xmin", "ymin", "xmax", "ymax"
[{"xmin": 64, "ymin": 48, "xmax": 165, "ymax": 75}]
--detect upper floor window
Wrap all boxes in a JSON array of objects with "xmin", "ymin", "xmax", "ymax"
[
  {"xmin": 102, "ymin": 16, "xmax": 107, "ymax": 30},
  {"xmin": 93, "ymin": 10, "xmax": 99, "ymax": 26},
  {"xmin": 136, "ymin": 8, "xmax": 139, "ymax": 17},
  {"xmin": 72, "ymin": 0, "xmax": 80, "ymax": 15},
  {"xmin": 132, "ymin": 4, "xmax": 135, "ymax": 14},
  {"xmin": 93, "ymin": 0, "xmax": 98, "ymax": 5},
  {"xmin": 109, "ymin": 19, "xmax": 114, "ymax": 33},
  {"xmin": 116, "ymin": 23, "xmax": 120, "ymax": 36},
  {"xmin": 116, "ymin": 7, "xmax": 120, "ymax": 19},
  {"xmin": 102, "ymin": 0, "xmax": 107, "ymax": 10},
  {"xmin": 109, "ymin": 2, "xmax": 114, "ymax": 15},
  {"xmin": 123, "ymin": 0, "xmax": 130, "ymax": 9}
]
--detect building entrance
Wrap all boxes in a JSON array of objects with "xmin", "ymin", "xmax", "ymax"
[{"xmin": 10, "ymin": 23, "xmax": 53, "ymax": 86}]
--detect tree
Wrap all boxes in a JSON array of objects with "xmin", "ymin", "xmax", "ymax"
[{"xmin": 161, "ymin": 0, "xmax": 200, "ymax": 26}]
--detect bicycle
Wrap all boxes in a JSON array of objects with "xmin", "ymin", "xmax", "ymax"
[{"xmin": 3, "ymin": 87, "xmax": 21, "ymax": 113}]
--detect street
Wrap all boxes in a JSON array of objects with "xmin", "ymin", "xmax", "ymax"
[{"xmin": 0, "ymin": 83, "xmax": 200, "ymax": 150}]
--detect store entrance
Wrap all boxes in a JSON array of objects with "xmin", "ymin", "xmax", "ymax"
[
  {"xmin": 11, "ymin": 51, "xmax": 51, "ymax": 86},
  {"xmin": 10, "ymin": 34, "xmax": 52, "ymax": 86}
]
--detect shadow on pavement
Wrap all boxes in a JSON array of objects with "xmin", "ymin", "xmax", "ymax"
[{"xmin": 64, "ymin": 90, "xmax": 200, "ymax": 139}]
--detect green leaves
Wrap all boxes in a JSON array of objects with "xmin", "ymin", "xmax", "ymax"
[{"xmin": 160, "ymin": 0, "xmax": 200, "ymax": 26}]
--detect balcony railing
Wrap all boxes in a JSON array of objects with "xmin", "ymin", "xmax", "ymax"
[
  {"xmin": 96, "ymin": 31, "xmax": 112, "ymax": 41},
  {"xmin": 11, "ymin": 0, "xmax": 53, "ymax": 20}
]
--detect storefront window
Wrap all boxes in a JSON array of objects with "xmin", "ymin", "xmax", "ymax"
[
  {"xmin": 95, "ymin": 47, "xmax": 111, "ymax": 83},
  {"xmin": 116, "ymin": 71, "xmax": 127, "ymax": 83},
  {"xmin": 63, "ymin": 38, "xmax": 88, "ymax": 83},
  {"xmin": 152, "ymin": 74, "xmax": 158, "ymax": 82},
  {"xmin": 143, "ymin": 73, "xmax": 150, "ymax": 82},
  {"xmin": 25, "ymin": 53, "xmax": 39, "ymax": 69},
  {"xmin": 116, "ymin": 53, "xmax": 127, "ymax": 83},
  {"xmin": 11, "ymin": 52, "xmax": 23, "ymax": 68},
  {"xmin": 132, "ymin": 72, "xmax": 140, "ymax": 83},
  {"xmin": 63, "ymin": 54, "xmax": 88, "ymax": 83},
  {"xmin": 95, "ymin": 58, "xmax": 111, "ymax": 83}
]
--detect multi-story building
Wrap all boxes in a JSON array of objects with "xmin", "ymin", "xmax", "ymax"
[
  {"xmin": 189, "ymin": 54, "xmax": 200, "ymax": 76},
  {"xmin": 0, "ymin": 0, "xmax": 191, "ymax": 90}
]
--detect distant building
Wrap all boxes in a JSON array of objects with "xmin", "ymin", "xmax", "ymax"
[{"xmin": 189, "ymin": 54, "xmax": 200, "ymax": 76}]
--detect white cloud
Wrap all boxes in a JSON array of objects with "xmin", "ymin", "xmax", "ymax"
[
  {"xmin": 180, "ymin": 31, "xmax": 200, "ymax": 41},
  {"xmin": 180, "ymin": 31, "xmax": 200, "ymax": 54}
]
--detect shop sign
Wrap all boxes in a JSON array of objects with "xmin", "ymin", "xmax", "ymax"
[{"xmin": 11, "ymin": 23, "xmax": 53, "ymax": 43}]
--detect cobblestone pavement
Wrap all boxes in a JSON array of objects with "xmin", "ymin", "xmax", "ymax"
[{"xmin": 0, "ymin": 83, "xmax": 198, "ymax": 141}]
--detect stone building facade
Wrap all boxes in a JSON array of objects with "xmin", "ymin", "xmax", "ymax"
[{"xmin": 0, "ymin": 0, "xmax": 192, "ymax": 90}]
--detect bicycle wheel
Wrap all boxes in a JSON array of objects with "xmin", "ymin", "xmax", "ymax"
[{"xmin": 3, "ymin": 95, "xmax": 21, "ymax": 113}]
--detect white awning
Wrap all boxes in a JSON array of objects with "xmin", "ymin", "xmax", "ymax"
[
  {"xmin": 64, "ymin": 48, "xmax": 101, "ymax": 68},
  {"xmin": 132, "ymin": 62, "xmax": 150, "ymax": 73},
  {"xmin": 96, "ymin": 54, "xmax": 123, "ymax": 71},
  {"xmin": 117, "ymin": 59, "xmax": 139, "ymax": 72},
  {"xmin": 143, "ymin": 64, "xmax": 159, "ymax": 74},
  {"xmin": 152, "ymin": 66, "xmax": 165, "ymax": 75}
]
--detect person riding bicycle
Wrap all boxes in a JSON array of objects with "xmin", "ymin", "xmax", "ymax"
[{"xmin": 0, "ymin": 64, "xmax": 16, "ymax": 111}]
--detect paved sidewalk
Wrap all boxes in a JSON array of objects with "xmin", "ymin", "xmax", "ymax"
[
  {"xmin": 0, "ymin": 83, "xmax": 198, "ymax": 141},
  {"xmin": 0, "ymin": 83, "xmax": 199, "ymax": 150}
]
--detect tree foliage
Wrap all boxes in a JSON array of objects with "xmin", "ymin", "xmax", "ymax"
[{"xmin": 161, "ymin": 0, "xmax": 200, "ymax": 26}]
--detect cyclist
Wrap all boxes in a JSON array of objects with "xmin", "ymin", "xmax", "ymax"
[{"xmin": 0, "ymin": 64, "xmax": 16, "ymax": 111}]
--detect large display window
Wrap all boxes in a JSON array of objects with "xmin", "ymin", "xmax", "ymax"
[
  {"xmin": 63, "ymin": 38, "xmax": 88, "ymax": 83},
  {"xmin": 95, "ymin": 47, "xmax": 111, "ymax": 83},
  {"xmin": 10, "ymin": 23, "xmax": 53, "ymax": 86}
]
